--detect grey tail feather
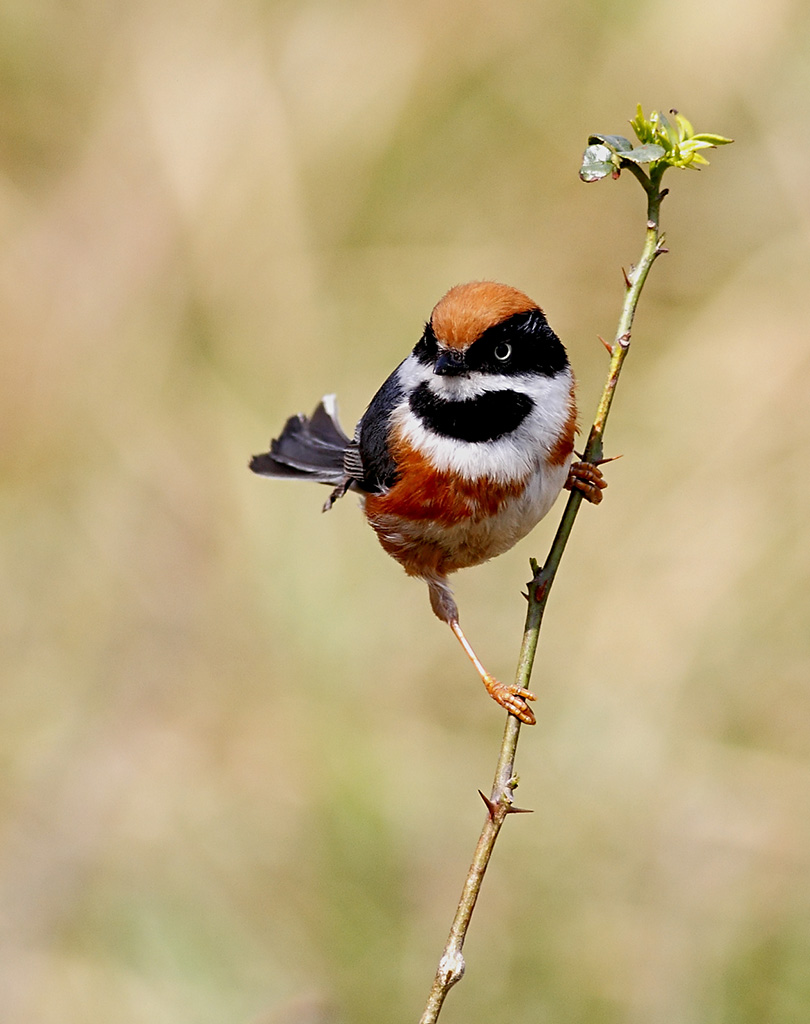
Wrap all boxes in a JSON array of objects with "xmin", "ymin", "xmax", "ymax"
[{"xmin": 249, "ymin": 395, "xmax": 351, "ymax": 486}]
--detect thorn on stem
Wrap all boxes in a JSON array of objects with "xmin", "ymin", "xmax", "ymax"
[
  {"xmin": 598, "ymin": 335, "xmax": 613, "ymax": 356},
  {"xmin": 478, "ymin": 790, "xmax": 497, "ymax": 819},
  {"xmin": 575, "ymin": 450, "xmax": 618, "ymax": 469},
  {"xmin": 506, "ymin": 804, "xmax": 534, "ymax": 815},
  {"xmin": 622, "ymin": 266, "xmax": 633, "ymax": 289}
]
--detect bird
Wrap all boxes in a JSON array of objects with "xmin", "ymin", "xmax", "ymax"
[{"xmin": 249, "ymin": 281, "xmax": 605, "ymax": 724}]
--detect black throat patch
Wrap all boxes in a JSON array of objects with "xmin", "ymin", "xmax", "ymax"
[{"xmin": 409, "ymin": 383, "xmax": 534, "ymax": 443}]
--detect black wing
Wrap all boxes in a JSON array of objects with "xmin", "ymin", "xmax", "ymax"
[{"xmin": 354, "ymin": 366, "xmax": 404, "ymax": 494}]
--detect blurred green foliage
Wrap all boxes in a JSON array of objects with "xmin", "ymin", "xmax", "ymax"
[{"xmin": 2, "ymin": 0, "xmax": 810, "ymax": 1022}]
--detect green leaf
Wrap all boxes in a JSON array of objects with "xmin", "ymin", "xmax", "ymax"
[
  {"xmin": 629, "ymin": 103, "xmax": 653, "ymax": 144},
  {"xmin": 691, "ymin": 132, "xmax": 734, "ymax": 146},
  {"xmin": 579, "ymin": 143, "xmax": 617, "ymax": 182},
  {"xmin": 657, "ymin": 111, "xmax": 679, "ymax": 148},
  {"xmin": 587, "ymin": 133, "xmax": 633, "ymax": 153},
  {"xmin": 672, "ymin": 111, "xmax": 695, "ymax": 139},
  {"xmin": 621, "ymin": 144, "xmax": 666, "ymax": 164}
]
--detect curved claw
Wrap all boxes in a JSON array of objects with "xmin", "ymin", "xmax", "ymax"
[
  {"xmin": 483, "ymin": 676, "xmax": 537, "ymax": 725},
  {"xmin": 565, "ymin": 460, "xmax": 608, "ymax": 505}
]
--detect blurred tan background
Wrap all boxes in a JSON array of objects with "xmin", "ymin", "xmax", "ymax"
[{"xmin": 2, "ymin": 0, "xmax": 809, "ymax": 1022}]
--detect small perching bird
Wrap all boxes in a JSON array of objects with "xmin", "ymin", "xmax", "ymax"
[{"xmin": 250, "ymin": 282, "xmax": 605, "ymax": 723}]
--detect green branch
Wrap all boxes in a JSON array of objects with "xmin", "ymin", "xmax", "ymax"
[{"xmin": 418, "ymin": 106, "xmax": 731, "ymax": 1024}]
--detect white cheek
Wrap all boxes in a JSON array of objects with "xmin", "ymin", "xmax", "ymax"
[{"xmin": 396, "ymin": 354, "xmax": 434, "ymax": 391}]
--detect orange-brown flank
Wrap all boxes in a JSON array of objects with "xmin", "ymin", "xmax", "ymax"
[
  {"xmin": 363, "ymin": 437, "xmax": 527, "ymax": 578},
  {"xmin": 547, "ymin": 395, "xmax": 577, "ymax": 467}
]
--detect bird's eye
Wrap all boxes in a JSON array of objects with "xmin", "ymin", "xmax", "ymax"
[{"xmin": 493, "ymin": 342, "xmax": 512, "ymax": 362}]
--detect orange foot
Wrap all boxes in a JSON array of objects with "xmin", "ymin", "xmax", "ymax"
[
  {"xmin": 565, "ymin": 460, "xmax": 608, "ymax": 505},
  {"xmin": 483, "ymin": 675, "xmax": 537, "ymax": 725}
]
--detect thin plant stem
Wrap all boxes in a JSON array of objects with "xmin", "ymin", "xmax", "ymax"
[{"xmin": 419, "ymin": 164, "xmax": 668, "ymax": 1024}]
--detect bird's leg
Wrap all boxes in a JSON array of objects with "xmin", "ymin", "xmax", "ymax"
[
  {"xmin": 427, "ymin": 576, "xmax": 537, "ymax": 725},
  {"xmin": 565, "ymin": 460, "xmax": 608, "ymax": 504},
  {"xmin": 449, "ymin": 620, "xmax": 537, "ymax": 725}
]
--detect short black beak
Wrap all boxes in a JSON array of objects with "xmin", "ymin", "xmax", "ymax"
[{"xmin": 434, "ymin": 349, "xmax": 467, "ymax": 376}]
